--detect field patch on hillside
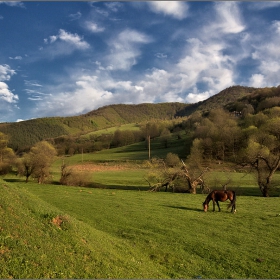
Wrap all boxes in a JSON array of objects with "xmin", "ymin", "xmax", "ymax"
[{"xmin": 73, "ymin": 163, "xmax": 131, "ymax": 172}]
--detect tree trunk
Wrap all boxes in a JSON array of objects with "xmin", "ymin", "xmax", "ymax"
[
  {"xmin": 262, "ymin": 188, "xmax": 269, "ymax": 197},
  {"xmin": 189, "ymin": 187, "xmax": 196, "ymax": 194}
]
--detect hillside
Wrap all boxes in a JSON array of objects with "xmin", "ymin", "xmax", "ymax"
[
  {"xmin": 196, "ymin": 85, "xmax": 257, "ymax": 112},
  {"xmin": 1, "ymin": 85, "xmax": 280, "ymax": 152},
  {"xmin": 0, "ymin": 102, "xmax": 194, "ymax": 151}
]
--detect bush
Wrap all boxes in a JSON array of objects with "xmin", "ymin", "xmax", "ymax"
[
  {"xmin": 165, "ymin": 152, "xmax": 180, "ymax": 167},
  {"xmin": 0, "ymin": 163, "xmax": 12, "ymax": 175},
  {"xmin": 60, "ymin": 164, "xmax": 91, "ymax": 187}
]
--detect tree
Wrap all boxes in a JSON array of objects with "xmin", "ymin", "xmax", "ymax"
[
  {"xmin": 181, "ymin": 160, "xmax": 209, "ymax": 194},
  {"xmin": 160, "ymin": 128, "xmax": 171, "ymax": 148},
  {"xmin": 144, "ymin": 157, "xmax": 209, "ymax": 193},
  {"xmin": 18, "ymin": 141, "xmax": 57, "ymax": 183},
  {"xmin": 165, "ymin": 152, "xmax": 180, "ymax": 167},
  {"xmin": 192, "ymin": 109, "xmax": 241, "ymax": 162},
  {"xmin": 0, "ymin": 132, "xmax": 16, "ymax": 174},
  {"xmin": 239, "ymin": 116, "xmax": 280, "ymax": 197},
  {"xmin": 144, "ymin": 157, "xmax": 181, "ymax": 192}
]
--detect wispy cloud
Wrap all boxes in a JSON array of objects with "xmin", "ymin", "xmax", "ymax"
[
  {"xmin": 9, "ymin": 56, "xmax": 22, "ymax": 60},
  {"xmin": 68, "ymin": 11, "xmax": 81, "ymax": 21},
  {"xmin": 0, "ymin": 1, "xmax": 25, "ymax": 8},
  {"xmin": 147, "ymin": 1, "xmax": 189, "ymax": 20},
  {"xmin": 105, "ymin": 29, "xmax": 152, "ymax": 71},
  {"xmin": 203, "ymin": 2, "xmax": 245, "ymax": 37},
  {"xmin": 84, "ymin": 21, "xmax": 105, "ymax": 33},
  {"xmin": 249, "ymin": 20, "xmax": 280, "ymax": 87},
  {"xmin": 40, "ymin": 29, "xmax": 90, "ymax": 59},
  {"xmin": 104, "ymin": 2, "xmax": 123, "ymax": 12},
  {"xmin": 248, "ymin": 2, "xmax": 280, "ymax": 10}
]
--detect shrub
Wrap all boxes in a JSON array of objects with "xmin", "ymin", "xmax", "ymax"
[
  {"xmin": 60, "ymin": 164, "xmax": 91, "ymax": 187},
  {"xmin": 0, "ymin": 163, "xmax": 12, "ymax": 175},
  {"xmin": 165, "ymin": 152, "xmax": 180, "ymax": 167}
]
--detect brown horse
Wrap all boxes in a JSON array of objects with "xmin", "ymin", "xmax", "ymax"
[{"xmin": 203, "ymin": 190, "xmax": 236, "ymax": 213}]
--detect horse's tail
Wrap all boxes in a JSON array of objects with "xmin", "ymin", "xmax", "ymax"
[{"xmin": 227, "ymin": 191, "xmax": 236, "ymax": 210}]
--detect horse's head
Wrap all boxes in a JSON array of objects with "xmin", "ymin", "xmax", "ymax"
[{"xmin": 202, "ymin": 202, "xmax": 208, "ymax": 212}]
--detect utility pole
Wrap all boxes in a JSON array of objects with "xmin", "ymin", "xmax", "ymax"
[{"xmin": 148, "ymin": 135, "xmax": 151, "ymax": 160}]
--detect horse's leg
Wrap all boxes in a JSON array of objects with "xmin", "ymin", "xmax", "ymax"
[
  {"xmin": 216, "ymin": 201, "xmax": 221, "ymax": 211},
  {"xmin": 212, "ymin": 200, "xmax": 215, "ymax": 212},
  {"xmin": 231, "ymin": 201, "xmax": 236, "ymax": 213}
]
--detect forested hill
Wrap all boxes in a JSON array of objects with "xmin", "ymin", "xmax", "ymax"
[
  {"xmin": 83, "ymin": 102, "xmax": 197, "ymax": 121},
  {"xmin": 0, "ymin": 102, "xmax": 195, "ymax": 151},
  {"xmin": 196, "ymin": 85, "xmax": 258, "ymax": 111},
  {"xmin": 1, "ymin": 85, "xmax": 280, "ymax": 152}
]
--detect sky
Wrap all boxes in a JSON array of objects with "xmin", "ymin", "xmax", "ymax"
[{"xmin": 1, "ymin": 1, "xmax": 280, "ymax": 123}]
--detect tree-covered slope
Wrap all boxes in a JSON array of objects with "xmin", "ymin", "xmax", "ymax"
[{"xmin": 1, "ymin": 85, "xmax": 280, "ymax": 152}]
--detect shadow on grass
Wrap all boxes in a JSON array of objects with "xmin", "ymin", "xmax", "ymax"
[
  {"xmin": 163, "ymin": 205, "xmax": 203, "ymax": 212},
  {"xmin": 3, "ymin": 178, "xmax": 25, "ymax": 183}
]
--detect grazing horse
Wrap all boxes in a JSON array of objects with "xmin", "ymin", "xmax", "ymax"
[{"xmin": 203, "ymin": 190, "xmax": 236, "ymax": 213}]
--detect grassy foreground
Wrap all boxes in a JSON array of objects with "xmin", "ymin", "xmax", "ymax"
[{"xmin": 1, "ymin": 178, "xmax": 280, "ymax": 279}]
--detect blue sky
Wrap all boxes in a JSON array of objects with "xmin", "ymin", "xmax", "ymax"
[{"xmin": 1, "ymin": 1, "xmax": 280, "ymax": 122}]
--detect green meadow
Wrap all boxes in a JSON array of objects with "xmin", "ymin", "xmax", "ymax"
[
  {"xmin": 1, "ymin": 141, "xmax": 280, "ymax": 278},
  {"xmin": 1, "ymin": 179, "xmax": 280, "ymax": 279}
]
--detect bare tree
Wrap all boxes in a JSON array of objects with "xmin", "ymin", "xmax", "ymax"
[
  {"xmin": 145, "ymin": 158, "xmax": 181, "ymax": 192},
  {"xmin": 144, "ymin": 157, "xmax": 209, "ymax": 193},
  {"xmin": 181, "ymin": 160, "xmax": 209, "ymax": 194}
]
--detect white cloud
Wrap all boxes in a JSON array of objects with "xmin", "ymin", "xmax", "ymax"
[
  {"xmin": 84, "ymin": 21, "xmax": 105, "ymax": 33},
  {"xmin": 44, "ymin": 29, "xmax": 89, "ymax": 49},
  {"xmin": 57, "ymin": 29, "xmax": 89, "ymax": 49},
  {"xmin": 186, "ymin": 90, "xmax": 211, "ymax": 104},
  {"xmin": 249, "ymin": 74, "xmax": 265, "ymax": 88},
  {"xmin": 176, "ymin": 38, "xmax": 234, "ymax": 92},
  {"xmin": 147, "ymin": 1, "xmax": 188, "ymax": 20},
  {"xmin": 0, "ymin": 82, "xmax": 18, "ymax": 103},
  {"xmin": 32, "ymin": 75, "xmax": 114, "ymax": 117},
  {"xmin": 0, "ymin": 64, "xmax": 16, "ymax": 81},
  {"xmin": 0, "ymin": 64, "xmax": 18, "ymax": 104},
  {"xmin": 41, "ymin": 29, "xmax": 90, "ymax": 58},
  {"xmin": 105, "ymin": 29, "xmax": 152, "ymax": 70}
]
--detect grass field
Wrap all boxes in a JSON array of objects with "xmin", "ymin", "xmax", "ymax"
[
  {"xmin": 1, "ymin": 134, "xmax": 280, "ymax": 278},
  {"xmin": 1, "ymin": 179, "xmax": 280, "ymax": 279}
]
